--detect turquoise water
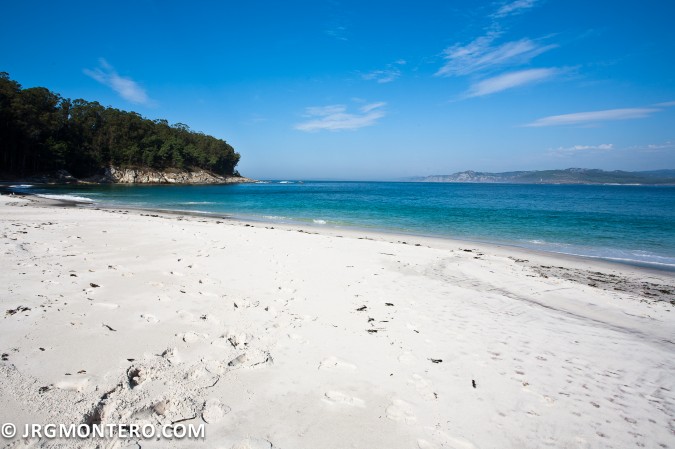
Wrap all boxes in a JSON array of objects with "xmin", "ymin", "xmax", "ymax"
[{"xmin": 9, "ymin": 181, "xmax": 675, "ymax": 270}]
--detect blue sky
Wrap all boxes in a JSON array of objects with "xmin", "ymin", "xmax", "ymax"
[{"xmin": 2, "ymin": 0, "xmax": 674, "ymax": 180}]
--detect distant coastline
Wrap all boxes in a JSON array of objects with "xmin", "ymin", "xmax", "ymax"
[{"xmin": 406, "ymin": 168, "xmax": 675, "ymax": 185}]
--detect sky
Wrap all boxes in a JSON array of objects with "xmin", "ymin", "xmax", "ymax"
[{"xmin": 1, "ymin": 0, "xmax": 674, "ymax": 180}]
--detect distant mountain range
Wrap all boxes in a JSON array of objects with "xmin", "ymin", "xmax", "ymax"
[{"xmin": 406, "ymin": 168, "xmax": 675, "ymax": 185}]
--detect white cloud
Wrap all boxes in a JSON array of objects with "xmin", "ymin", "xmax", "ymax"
[
  {"xmin": 362, "ymin": 60, "xmax": 406, "ymax": 84},
  {"xmin": 436, "ymin": 36, "xmax": 556, "ymax": 77},
  {"xmin": 630, "ymin": 141, "xmax": 675, "ymax": 153},
  {"xmin": 360, "ymin": 101, "xmax": 386, "ymax": 112},
  {"xmin": 304, "ymin": 105, "xmax": 346, "ymax": 116},
  {"xmin": 548, "ymin": 143, "xmax": 613, "ymax": 157},
  {"xmin": 466, "ymin": 68, "xmax": 557, "ymax": 97},
  {"xmin": 435, "ymin": 0, "xmax": 556, "ymax": 100},
  {"xmin": 492, "ymin": 0, "xmax": 539, "ymax": 18},
  {"xmin": 526, "ymin": 108, "xmax": 660, "ymax": 127},
  {"xmin": 84, "ymin": 59, "xmax": 150, "ymax": 105},
  {"xmin": 654, "ymin": 100, "xmax": 675, "ymax": 107},
  {"xmin": 295, "ymin": 102, "xmax": 386, "ymax": 132}
]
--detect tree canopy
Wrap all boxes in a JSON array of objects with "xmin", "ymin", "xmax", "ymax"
[{"xmin": 0, "ymin": 72, "xmax": 240, "ymax": 178}]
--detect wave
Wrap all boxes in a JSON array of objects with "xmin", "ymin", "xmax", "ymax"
[
  {"xmin": 10, "ymin": 184, "xmax": 33, "ymax": 189},
  {"xmin": 278, "ymin": 181, "xmax": 294, "ymax": 184},
  {"xmin": 36, "ymin": 194, "xmax": 95, "ymax": 203},
  {"xmin": 313, "ymin": 219, "xmax": 327, "ymax": 224},
  {"xmin": 262, "ymin": 215, "xmax": 290, "ymax": 220},
  {"xmin": 179, "ymin": 201, "xmax": 215, "ymax": 205},
  {"xmin": 520, "ymin": 239, "xmax": 675, "ymax": 269}
]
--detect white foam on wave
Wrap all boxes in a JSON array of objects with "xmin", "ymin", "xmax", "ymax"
[
  {"xmin": 278, "ymin": 181, "xmax": 294, "ymax": 184},
  {"xmin": 557, "ymin": 251, "xmax": 675, "ymax": 269},
  {"xmin": 263, "ymin": 215, "xmax": 289, "ymax": 220},
  {"xmin": 520, "ymin": 239, "xmax": 675, "ymax": 270},
  {"xmin": 313, "ymin": 219, "xmax": 327, "ymax": 225},
  {"xmin": 10, "ymin": 184, "xmax": 33, "ymax": 189},
  {"xmin": 37, "ymin": 194, "xmax": 95, "ymax": 203},
  {"xmin": 181, "ymin": 201, "xmax": 215, "ymax": 205}
]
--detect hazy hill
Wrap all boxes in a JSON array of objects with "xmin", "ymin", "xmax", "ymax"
[{"xmin": 407, "ymin": 168, "xmax": 675, "ymax": 185}]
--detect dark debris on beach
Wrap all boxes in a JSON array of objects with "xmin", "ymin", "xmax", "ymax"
[{"xmin": 519, "ymin": 262, "xmax": 675, "ymax": 304}]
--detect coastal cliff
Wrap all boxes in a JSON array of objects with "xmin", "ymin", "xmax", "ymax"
[
  {"xmin": 90, "ymin": 167, "xmax": 254, "ymax": 184},
  {"xmin": 10, "ymin": 167, "xmax": 255, "ymax": 185}
]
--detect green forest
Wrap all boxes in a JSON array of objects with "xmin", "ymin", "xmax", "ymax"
[{"xmin": 0, "ymin": 72, "xmax": 240, "ymax": 178}]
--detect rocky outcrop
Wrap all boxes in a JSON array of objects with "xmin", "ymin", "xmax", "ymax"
[{"xmin": 88, "ymin": 167, "xmax": 255, "ymax": 184}]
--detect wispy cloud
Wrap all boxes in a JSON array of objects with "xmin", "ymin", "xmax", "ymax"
[
  {"xmin": 629, "ymin": 141, "xmax": 675, "ymax": 153},
  {"xmin": 526, "ymin": 108, "xmax": 661, "ymax": 127},
  {"xmin": 84, "ymin": 59, "xmax": 150, "ymax": 105},
  {"xmin": 435, "ymin": 0, "xmax": 558, "ymax": 100},
  {"xmin": 466, "ymin": 68, "xmax": 557, "ymax": 97},
  {"xmin": 492, "ymin": 0, "xmax": 539, "ymax": 18},
  {"xmin": 436, "ymin": 36, "xmax": 555, "ymax": 77},
  {"xmin": 548, "ymin": 143, "xmax": 613, "ymax": 157},
  {"xmin": 654, "ymin": 100, "xmax": 675, "ymax": 107},
  {"xmin": 295, "ymin": 102, "xmax": 386, "ymax": 132},
  {"xmin": 323, "ymin": 1, "xmax": 349, "ymax": 41},
  {"xmin": 362, "ymin": 60, "xmax": 406, "ymax": 83},
  {"xmin": 325, "ymin": 25, "xmax": 348, "ymax": 41}
]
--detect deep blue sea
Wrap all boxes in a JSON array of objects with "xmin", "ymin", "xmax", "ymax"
[{"xmin": 8, "ymin": 181, "xmax": 675, "ymax": 270}]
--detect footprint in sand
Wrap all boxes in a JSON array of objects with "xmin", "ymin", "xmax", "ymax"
[
  {"xmin": 185, "ymin": 365, "xmax": 209, "ymax": 380},
  {"xmin": 161, "ymin": 348, "xmax": 180, "ymax": 364},
  {"xmin": 386, "ymin": 399, "xmax": 417, "ymax": 424},
  {"xmin": 211, "ymin": 337, "xmax": 234, "ymax": 350},
  {"xmin": 398, "ymin": 352, "xmax": 417, "ymax": 365},
  {"xmin": 408, "ymin": 374, "xmax": 436, "ymax": 400},
  {"xmin": 228, "ymin": 354, "xmax": 248, "ymax": 367},
  {"xmin": 179, "ymin": 332, "xmax": 208, "ymax": 344},
  {"xmin": 176, "ymin": 310, "xmax": 194, "ymax": 320},
  {"xmin": 141, "ymin": 314, "xmax": 158, "ymax": 323},
  {"xmin": 286, "ymin": 333, "xmax": 309, "ymax": 344},
  {"xmin": 55, "ymin": 378, "xmax": 90, "ymax": 392},
  {"xmin": 323, "ymin": 391, "xmax": 365, "ymax": 407},
  {"xmin": 226, "ymin": 332, "xmax": 249, "ymax": 348},
  {"xmin": 204, "ymin": 359, "xmax": 228, "ymax": 374},
  {"xmin": 202, "ymin": 398, "xmax": 231, "ymax": 423},
  {"xmin": 127, "ymin": 366, "xmax": 147, "ymax": 388},
  {"xmin": 318, "ymin": 356, "xmax": 357, "ymax": 371}
]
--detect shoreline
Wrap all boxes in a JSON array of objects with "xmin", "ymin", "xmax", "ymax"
[
  {"xmin": 4, "ymin": 192, "xmax": 674, "ymax": 305},
  {"xmin": 1, "ymin": 193, "xmax": 673, "ymax": 448},
  {"xmin": 5, "ymin": 188, "xmax": 675, "ymax": 275}
]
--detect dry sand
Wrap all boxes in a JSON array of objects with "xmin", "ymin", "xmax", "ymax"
[{"xmin": 1, "ymin": 194, "xmax": 674, "ymax": 448}]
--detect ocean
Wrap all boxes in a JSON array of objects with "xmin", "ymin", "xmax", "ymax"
[{"xmin": 8, "ymin": 181, "xmax": 675, "ymax": 270}]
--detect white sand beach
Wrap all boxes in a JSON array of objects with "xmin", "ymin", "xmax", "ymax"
[{"xmin": 1, "ymin": 194, "xmax": 674, "ymax": 449}]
